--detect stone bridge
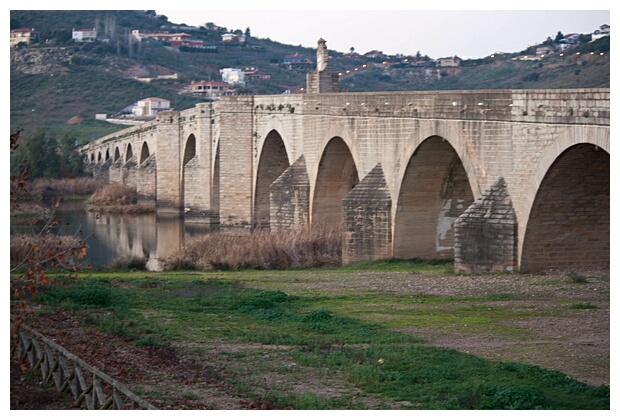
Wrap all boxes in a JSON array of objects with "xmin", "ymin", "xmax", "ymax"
[{"xmin": 82, "ymin": 43, "xmax": 609, "ymax": 273}]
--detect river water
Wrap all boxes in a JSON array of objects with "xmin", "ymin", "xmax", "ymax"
[{"xmin": 10, "ymin": 200, "xmax": 216, "ymax": 271}]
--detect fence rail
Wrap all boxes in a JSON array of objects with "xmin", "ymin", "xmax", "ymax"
[{"xmin": 11, "ymin": 317, "xmax": 158, "ymax": 410}]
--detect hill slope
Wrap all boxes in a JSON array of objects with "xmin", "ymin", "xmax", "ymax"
[{"xmin": 10, "ymin": 10, "xmax": 610, "ymax": 143}]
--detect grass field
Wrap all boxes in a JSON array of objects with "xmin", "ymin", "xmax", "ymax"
[{"xmin": 11, "ymin": 261, "xmax": 610, "ymax": 409}]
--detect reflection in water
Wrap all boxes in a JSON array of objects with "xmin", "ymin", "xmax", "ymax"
[{"xmin": 11, "ymin": 200, "xmax": 216, "ymax": 271}]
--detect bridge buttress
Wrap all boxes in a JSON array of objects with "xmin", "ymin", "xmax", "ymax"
[
  {"xmin": 454, "ymin": 177, "xmax": 518, "ymax": 273},
  {"xmin": 269, "ymin": 155, "xmax": 310, "ymax": 232},
  {"xmin": 342, "ymin": 164, "xmax": 392, "ymax": 265}
]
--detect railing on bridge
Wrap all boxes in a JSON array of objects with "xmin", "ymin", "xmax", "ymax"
[{"xmin": 11, "ymin": 316, "xmax": 158, "ymax": 410}]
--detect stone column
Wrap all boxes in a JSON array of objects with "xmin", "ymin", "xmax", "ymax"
[
  {"xmin": 306, "ymin": 38, "xmax": 339, "ymax": 93},
  {"xmin": 217, "ymin": 97, "xmax": 254, "ymax": 227},
  {"xmin": 154, "ymin": 112, "xmax": 182, "ymax": 214}
]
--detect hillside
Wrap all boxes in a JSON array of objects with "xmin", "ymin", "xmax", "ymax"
[{"xmin": 10, "ymin": 10, "xmax": 610, "ymax": 144}]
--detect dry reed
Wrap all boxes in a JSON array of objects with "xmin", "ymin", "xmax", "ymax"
[
  {"xmin": 10, "ymin": 233, "xmax": 87, "ymax": 270},
  {"xmin": 88, "ymin": 183, "xmax": 137, "ymax": 206},
  {"xmin": 172, "ymin": 225, "xmax": 342, "ymax": 270}
]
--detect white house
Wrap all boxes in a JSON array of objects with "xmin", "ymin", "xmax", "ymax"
[
  {"xmin": 592, "ymin": 24, "xmax": 610, "ymax": 41},
  {"xmin": 221, "ymin": 33, "xmax": 246, "ymax": 44},
  {"xmin": 10, "ymin": 28, "xmax": 35, "ymax": 47},
  {"xmin": 132, "ymin": 97, "xmax": 171, "ymax": 117},
  {"xmin": 220, "ymin": 68, "xmax": 245, "ymax": 86},
  {"xmin": 72, "ymin": 28, "xmax": 97, "ymax": 42},
  {"xmin": 437, "ymin": 56, "xmax": 462, "ymax": 67}
]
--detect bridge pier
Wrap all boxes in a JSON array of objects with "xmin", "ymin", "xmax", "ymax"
[
  {"xmin": 342, "ymin": 164, "xmax": 392, "ymax": 264},
  {"xmin": 454, "ymin": 178, "xmax": 518, "ymax": 273},
  {"xmin": 217, "ymin": 97, "xmax": 255, "ymax": 228},
  {"xmin": 155, "ymin": 112, "xmax": 183, "ymax": 214},
  {"xmin": 137, "ymin": 154, "xmax": 156, "ymax": 206},
  {"xmin": 269, "ymin": 156, "xmax": 310, "ymax": 232}
]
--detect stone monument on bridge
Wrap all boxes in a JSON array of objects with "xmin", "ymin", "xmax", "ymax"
[{"xmin": 306, "ymin": 38, "xmax": 339, "ymax": 93}]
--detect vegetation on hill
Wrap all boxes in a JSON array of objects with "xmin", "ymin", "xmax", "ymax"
[{"xmin": 10, "ymin": 10, "xmax": 610, "ymax": 146}]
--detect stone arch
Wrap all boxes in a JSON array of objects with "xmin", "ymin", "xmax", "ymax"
[
  {"xmin": 257, "ymin": 117, "xmax": 294, "ymax": 164},
  {"xmin": 211, "ymin": 139, "xmax": 220, "ymax": 223},
  {"xmin": 90, "ymin": 152, "xmax": 95, "ymax": 163},
  {"xmin": 181, "ymin": 134, "xmax": 197, "ymax": 209},
  {"xmin": 114, "ymin": 147, "xmax": 121, "ymax": 162},
  {"xmin": 518, "ymin": 128, "xmax": 610, "ymax": 257},
  {"xmin": 393, "ymin": 136, "xmax": 475, "ymax": 259},
  {"xmin": 125, "ymin": 143, "xmax": 133, "ymax": 163},
  {"xmin": 312, "ymin": 136, "xmax": 359, "ymax": 228},
  {"xmin": 97, "ymin": 151, "xmax": 102, "ymax": 162},
  {"xmin": 183, "ymin": 134, "xmax": 197, "ymax": 166},
  {"xmin": 105, "ymin": 149, "xmax": 110, "ymax": 161},
  {"xmin": 139, "ymin": 142, "xmax": 150, "ymax": 165},
  {"xmin": 254, "ymin": 129, "xmax": 290, "ymax": 228},
  {"xmin": 520, "ymin": 143, "xmax": 609, "ymax": 272}
]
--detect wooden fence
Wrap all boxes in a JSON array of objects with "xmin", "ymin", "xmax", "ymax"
[{"xmin": 11, "ymin": 317, "xmax": 158, "ymax": 410}]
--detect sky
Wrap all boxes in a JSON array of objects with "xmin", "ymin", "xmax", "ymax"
[
  {"xmin": 11, "ymin": 1, "xmax": 612, "ymax": 59},
  {"xmin": 155, "ymin": 5, "xmax": 611, "ymax": 59}
]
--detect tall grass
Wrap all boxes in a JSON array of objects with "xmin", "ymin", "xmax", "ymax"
[
  {"xmin": 87, "ymin": 183, "xmax": 137, "ymax": 206},
  {"xmin": 173, "ymin": 225, "xmax": 342, "ymax": 270},
  {"xmin": 86, "ymin": 183, "xmax": 154, "ymax": 214}
]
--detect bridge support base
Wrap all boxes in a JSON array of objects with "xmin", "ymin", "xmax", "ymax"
[
  {"xmin": 342, "ymin": 164, "xmax": 392, "ymax": 265},
  {"xmin": 454, "ymin": 177, "xmax": 517, "ymax": 273}
]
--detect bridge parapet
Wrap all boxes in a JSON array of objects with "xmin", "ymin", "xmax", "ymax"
[{"xmin": 247, "ymin": 89, "xmax": 609, "ymax": 126}]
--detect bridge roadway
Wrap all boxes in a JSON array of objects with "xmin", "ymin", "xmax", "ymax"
[{"xmin": 82, "ymin": 88, "xmax": 610, "ymax": 273}]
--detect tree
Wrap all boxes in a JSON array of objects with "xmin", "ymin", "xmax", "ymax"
[
  {"xmin": 10, "ymin": 130, "xmax": 87, "ymax": 313},
  {"xmin": 59, "ymin": 133, "xmax": 84, "ymax": 178},
  {"xmin": 245, "ymin": 27, "xmax": 251, "ymax": 38},
  {"xmin": 350, "ymin": 47, "xmax": 355, "ymax": 54},
  {"xmin": 543, "ymin": 36, "xmax": 554, "ymax": 46},
  {"xmin": 23, "ymin": 129, "xmax": 59, "ymax": 179},
  {"xmin": 554, "ymin": 31, "xmax": 564, "ymax": 43}
]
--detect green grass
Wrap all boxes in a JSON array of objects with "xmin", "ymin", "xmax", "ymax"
[{"xmin": 25, "ymin": 272, "xmax": 610, "ymax": 410}]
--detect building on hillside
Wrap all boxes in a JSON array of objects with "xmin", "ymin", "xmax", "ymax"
[
  {"xmin": 170, "ymin": 39, "xmax": 204, "ymax": 48},
  {"xmin": 72, "ymin": 28, "xmax": 97, "ymax": 43},
  {"xmin": 282, "ymin": 53, "xmax": 313, "ymax": 70},
  {"xmin": 132, "ymin": 97, "xmax": 171, "ymax": 118},
  {"xmin": 187, "ymin": 80, "xmax": 232, "ymax": 98},
  {"xmin": 220, "ymin": 68, "xmax": 245, "ymax": 86},
  {"xmin": 560, "ymin": 33, "xmax": 581, "ymax": 45},
  {"xmin": 243, "ymin": 67, "xmax": 271, "ymax": 81},
  {"xmin": 10, "ymin": 28, "xmax": 36, "ymax": 47},
  {"xmin": 132, "ymin": 30, "xmax": 201, "ymax": 46},
  {"xmin": 221, "ymin": 32, "xmax": 246, "ymax": 44},
  {"xmin": 437, "ymin": 56, "xmax": 462, "ymax": 67},
  {"xmin": 592, "ymin": 24, "xmax": 610, "ymax": 41},
  {"xmin": 364, "ymin": 50, "xmax": 385, "ymax": 59}
]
